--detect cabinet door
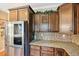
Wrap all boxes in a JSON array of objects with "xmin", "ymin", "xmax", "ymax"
[
  {"xmin": 34, "ymin": 14, "xmax": 40, "ymax": 31},
  {"xmin": 76, "ymin": 5, "xmax": 79, "ymax": 34},
  {"xmin": 49, "ymin": 13, "xmax": 59, "ymax": 32},
  {"xmin": 18, "ymin": 8, "xmax": 28, "ymax": 21},
  {"xmin": 30, "ymin": 45, "xmax": 41, "ymax": 56},
  {"xmin": 54, "ymin": 48, "xmax": 64, "ymax": 56},
  {"xmin": 9, "ymin": 10, "xmax": 17, "ymax": 21},
  {"xmin": 41, "ymin": 46, "xmax": 54, "ymax": 56},
  {"xmin": 55, "ymin": 13, "xmax": 59, "ymax": 31},
  {"xmin": 63, "ymin": 51, "xmax": 69, "ymax": 56},
  {"xmin": 39, "ymin": 14, "xmax": 49, "ymax": 31},
  {"xmin": 41, "ymin": 14, "xmax": 49, "ymax": 23}
]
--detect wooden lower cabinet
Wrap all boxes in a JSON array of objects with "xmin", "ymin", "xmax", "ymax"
[
  {"xmin": 30, "ymin": 45, "xmax": 69, "ymax": 56},
  {"xmin": 30, "ymin": 45, "xmax": 41, "ymax": 56},
  {"xmin": 54, "ymin": 48, "xmax": 64, "ymax": 56},
  {"xmin": 41, "ymin": 46, "xmax": 55, "ymax": 56},
  {"xmin": 41, "ymin": 50, "xmax": 54, "ymax": 56}
]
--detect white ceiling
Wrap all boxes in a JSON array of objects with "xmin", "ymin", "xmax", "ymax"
[{"xmin": 0, "ymin": 3, "xmax": 63, "ymax": 12}]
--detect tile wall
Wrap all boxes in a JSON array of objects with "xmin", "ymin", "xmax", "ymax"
[{"xmin": 34, "ymin": 32, "xmax": 72, "ymax": 42}]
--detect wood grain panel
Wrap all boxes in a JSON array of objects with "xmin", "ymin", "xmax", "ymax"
[
  {"xmin": 76, "ymin": 4, "xmax": 79, "ymax": 34},
  {"xmin": 9, "ymin": 10, "xmax": 17, "ymax": 21},
  {"xmin": 18, "ymin": 8, "xmax": 29, "ymax": 21},
  {"xmin": 59, "ymin": 4, "xmax": 73, "ymax": 33},
  {"xmin": 41, "ymin": 46, "xmax": 54, "ymax": 51}
]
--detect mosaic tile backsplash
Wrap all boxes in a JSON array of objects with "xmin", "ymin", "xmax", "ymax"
[{"xmin": 34, "ymin": 32, "xmax": 72, "ymax": 42}]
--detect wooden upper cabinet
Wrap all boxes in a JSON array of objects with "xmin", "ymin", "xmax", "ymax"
[
  {"xmin": 39, "ymin": 14, "xmax": 49, "ymax": 32},
  {"xmin": 58, "ymin": 4, "xmax": 74, "ymax": 33},
  {"xmin": 75, "ymin": 4, "xmax": 79, "ymax": 34},
  {"xmin": 9, "ymin": 6, "xmax": 34, "ymax": 22},
  {"xmin": 58, "ymin": 3, "xmax": 79, "ymax": 34},
  {"xmin": 41, "ymin": 14, "xmax": 49, "ymax": 23},
  {"xmin": 34, "ymin": 14, "xmax": 49, "ymax": 32},
  {"xmin": 34, "ymin": 14, "xmax": 40, "ymax": 25},
  {"xmin": 18, "ymin": 8, "xmax": 29, "ymax": 21},
  {"xmin": 33, "ymin": 14, "xmax": 40, "ymax": 32},
  {"xmin": 49, "ymin": 12, "xmax": 59, "ymax": 32},
  {"xmin": 9, "ymin": 10, "xmax": 17, "ymax": 21},
  {"xmin": 33, "ymin": 13, "xmax": 59, "ymax": 32}
]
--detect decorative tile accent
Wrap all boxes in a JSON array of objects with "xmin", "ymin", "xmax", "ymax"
[
  {"xmin": 34, "ymin": 32, "xmax": 72, "ymax": 42},
  {"xmin": 71, "ymin": 35, "xmax": 79, "ymax": 45}
]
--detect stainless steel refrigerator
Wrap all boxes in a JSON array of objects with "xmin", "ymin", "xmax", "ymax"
[{"xmin": 5, "ymin": 21, "xmax": 30, "ymax": 56}]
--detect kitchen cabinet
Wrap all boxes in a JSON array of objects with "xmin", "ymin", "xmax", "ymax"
[
  {"xmin": 30, "ymin": 45, "xmax": 41, "ymax": 56},
  {"xmin": 9, "ymin": 6, "xmax": 34, "ymax": 21},
  {"xmin": 59, "ymin": 4, "xmax": 73, "ymax": 33},
  {"xmin": 39, "ymin": 14, "xmax": 49, "ymax": 32},
  {"xmin": 18, "ymin": 8, "xmax": 29, "ymax": 21},
  {"xmin": 74, "ymin": 4, "xmax": 79, "ymax": 34},
  {"xmin": 49, "ymin": 12, "xmax": 59, "ymax": 32},
  {"xmin": 58, "ymin": 3, "xmax": 79, "ymax": 34},
  {"xmin": 33, "ymin": 14, "xmax": 40, "ymax": 32},
  {"xmin": 9, "ymin": 10, "xmax": 18, "ymax": 21},
  {"xmin": 41, "ymin": 46, "xmax": 55, "ymax": 56},
  {"xmin": 30, "ymin": 45, "xmax": 69, "ymax": 56},
  {"xmin": 54, "ymin": 48, "xmax": 64, "ymax": 56},
  {"xmin": 33, "ymin": 14, "xmax": 49, "ymax": 32},
  {"xmin": 33, "ymin": 12, "xmax": 59, "ymax": 32}
]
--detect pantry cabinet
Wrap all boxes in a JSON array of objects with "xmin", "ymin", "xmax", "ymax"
[
  {"xmin": 30, "ymin": 45, "xmax": 69, "ymax": 56},
  {"xmin": 33, "ymin": 12, "xmax": 59, "ymax": 32}
]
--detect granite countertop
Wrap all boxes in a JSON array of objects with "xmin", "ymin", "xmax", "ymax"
[{"xmin": 30, "ymin": 40, "xmax": 79, "ymax": 56}]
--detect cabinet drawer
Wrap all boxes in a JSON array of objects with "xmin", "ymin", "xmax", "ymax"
[
  {"xmin": 41, "ymin": 46, "xmax": 54, "ymax": 51},
  {"xmin": 41, "ymin": 53, "xmax": 53, "ymax": 56},
  {"xmin": 41, "ymin": 50, "xmax": 48, "ymax": 54},
  {"xmin": 41, "ymin": 50, "xmax": 54, "ymax": 56},
  {"xmin": 30, "ymin": 49, "xmax": 40, "ymax": 56},
  {"xmin": 41, "ymin": 53, "xmax": 47, "ymax": 56},
  {"xmin": 30, "ymin": 45, "xmax": 40, "ymax": 50}
]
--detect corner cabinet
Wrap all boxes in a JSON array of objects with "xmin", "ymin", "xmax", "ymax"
[
  {"xmin": 33, "ymin": 12, "xmax": 59, "ymax": 32},
  {"xmin": 30, "ymin": 45, "xmax": 69, "ymax": 56},
  {"xmin": 58, "ymin": 3, "xmax": 79, "ymax": 34}
]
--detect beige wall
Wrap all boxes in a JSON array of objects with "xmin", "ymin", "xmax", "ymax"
[
  {"xmin": 0, "ymin": 10, "xmax": 8, "ymax": 51},
  {"xmin": 0, "ymin": 10, "xmax": 8, "ymax": 20},
  {"xmin": 59, "ymin": 4, "xmax": 73, "ymax": 33}
]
